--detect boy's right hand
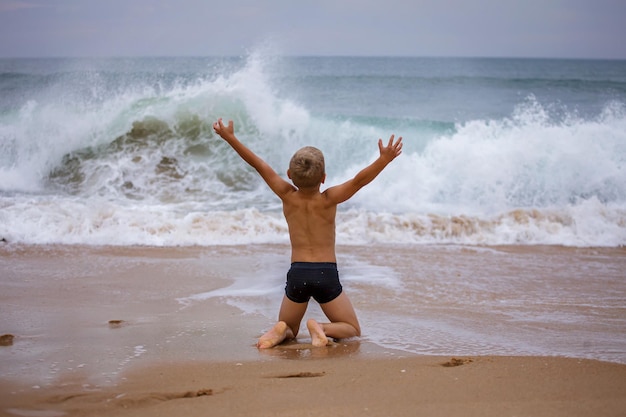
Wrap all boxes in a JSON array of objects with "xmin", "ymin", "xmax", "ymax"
[
  {"xmin": 378, "ymin": 134, "xmax": 403, "ymax": 163},
  {"xmin": 213, "ymin": 118, "xmax": 235, "ymax": 141}
]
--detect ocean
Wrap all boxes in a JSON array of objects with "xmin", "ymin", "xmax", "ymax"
[
  {"xmin": 1, "ymin": 54, "xmax": 625, "ymax": 367},
  {"xmin": 1, "ymin": 54, "xmax": 625, "ymax": 247}
]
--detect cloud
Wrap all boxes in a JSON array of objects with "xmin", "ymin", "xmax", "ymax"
[
  {"xmin": 0, "ymin": 0, "xmax": 624, "ymax": 58},
  {"xmin": 0, "ymin": 1, "xmax": 40, "ymax": 12}
]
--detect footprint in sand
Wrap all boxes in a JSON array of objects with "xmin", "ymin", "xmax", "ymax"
[
  {"xmin": 441, "ymin": 357, "xmax": 473, "ymax": 367},
  {"xmin": 0, "ymin": 334, "xmax": 15, "ymax": 346},
  {"xmin": 47, "ymin": 388, "xmax": 217, "ymax": 409},
  {"xmin": 108, "ymin": 320, "xmax": 126, "ymax": 329},
  {"xmin": 271, "ymin": 372, "xmax": 326, "ymax": 378}
]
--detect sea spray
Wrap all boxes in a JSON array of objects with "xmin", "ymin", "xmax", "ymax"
[{"xmin": 1, "ymin": 55, "xmax": 625, "ymax": 246}]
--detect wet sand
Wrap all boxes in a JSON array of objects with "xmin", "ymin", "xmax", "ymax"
[
  {"xmin": 3, "ymin": 355, "xmax": 626, "ymax": 417},
  {"xmin": 1, "ymin": 244, "xmax": 626, "ymax": 416}
]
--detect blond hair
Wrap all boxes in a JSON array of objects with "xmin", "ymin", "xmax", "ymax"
[{"xmin": 289, "ymin": 146, "xmax": 325, "ymax": 188}]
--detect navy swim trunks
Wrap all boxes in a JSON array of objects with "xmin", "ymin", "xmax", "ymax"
[{"xmin": 285, "ymin": 262, "xmax": 343, "ymax": 304}]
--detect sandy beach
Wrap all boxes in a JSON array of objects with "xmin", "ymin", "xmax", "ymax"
[
  {"xmin": 2, "ymin": 49, "xmax": 626, "ymax": 416},
  {"xmin": 1, "ymin": 244, "xmax": 626, "ymax": 416},
  {"xmin": 3, "ymin": 354, "xmax": 626, "ymax": 417}
]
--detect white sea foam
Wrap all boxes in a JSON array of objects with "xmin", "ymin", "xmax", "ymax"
[
  {"xmin": 0, "ymin": 195, "xmax": 624, "ymax": 246},
  {"xmin": 1, "ymin": 56, "xmax": 625, "ymax": 247}
]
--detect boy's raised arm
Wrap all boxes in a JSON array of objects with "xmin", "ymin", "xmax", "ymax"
[
  {"xmin": 213, "ymin": 119, "xmax": 295, "ymax": 198},
  {"xmin": 325, "ymin": 135, "xmax": 402, "ymax": 204}
]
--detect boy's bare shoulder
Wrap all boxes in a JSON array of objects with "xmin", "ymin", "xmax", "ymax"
[
  {"xmin": 284, "ymin": 188, "xmax": 335, "ymax": 207},
  {"xmin": 319, "ymin": 185, "xmax": 345, "ymax": 205}
]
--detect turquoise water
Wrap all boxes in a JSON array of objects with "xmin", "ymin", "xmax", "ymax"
[{"xmin": 1, "ymin": 54, "xmax": 625, "ymax": 246}]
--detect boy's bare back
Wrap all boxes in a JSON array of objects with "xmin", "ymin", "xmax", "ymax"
[{"xmin": 281, "ymin": 187, "xmax": 339, "ymax": 262}]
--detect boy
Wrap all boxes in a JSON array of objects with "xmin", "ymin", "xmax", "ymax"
[{"xmin": 213, "ymin": 118, "xmax": 402, "ymax": 348}]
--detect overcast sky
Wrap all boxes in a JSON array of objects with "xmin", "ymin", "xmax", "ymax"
[{"xmin": 1, "ymin": 0, "xmax": 625, "ymax": 59}]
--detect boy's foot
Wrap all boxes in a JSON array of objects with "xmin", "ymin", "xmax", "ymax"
[
  {"xmin": 307, "ymin": 319, "xmax": 329, "ymax": 347},
  {"xmin": 257, "ymin": 321, "xmax": 290, "ymax": 349}
]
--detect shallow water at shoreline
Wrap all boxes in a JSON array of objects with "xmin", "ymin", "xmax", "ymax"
[{"xmin": 1, "ymin": 243, "xmax": 625, "ymax": 387}]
